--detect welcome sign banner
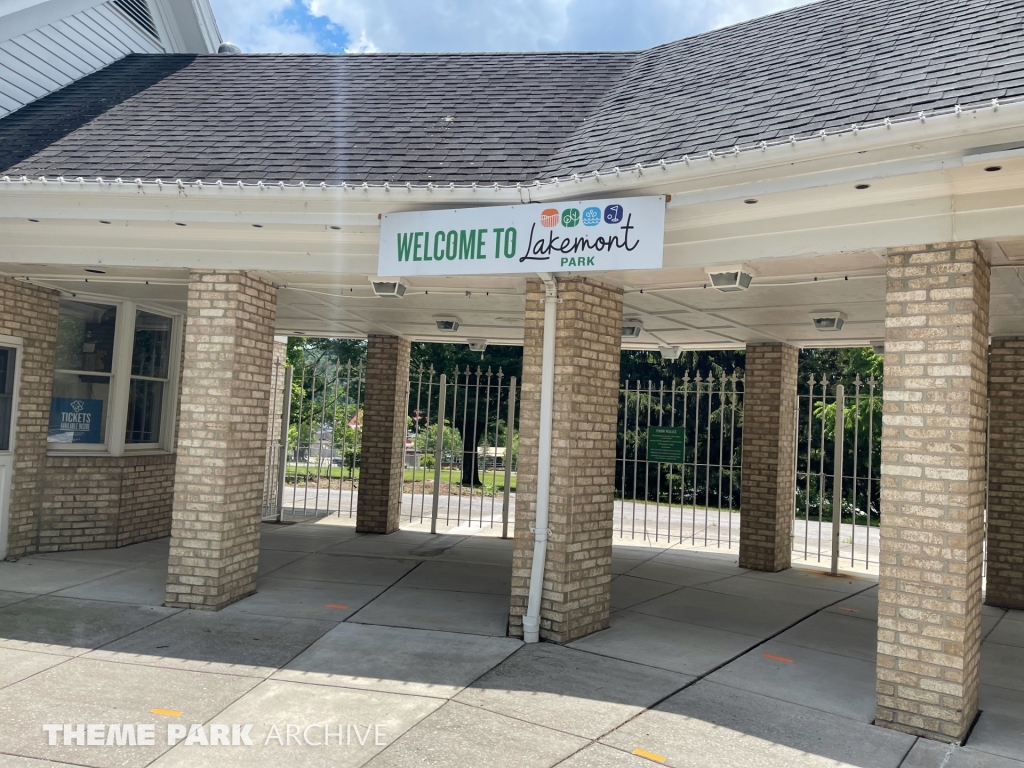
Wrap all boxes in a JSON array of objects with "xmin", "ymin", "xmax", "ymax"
[{"xmin": 377, "ymin": 196, "xmax": 666, "ymax": 277}]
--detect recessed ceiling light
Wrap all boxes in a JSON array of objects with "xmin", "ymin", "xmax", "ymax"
[
  {"xmin": 84, "ymin": 268, "xmax": 106, "ymax": 274},
  {"xmin": 985, "ymin": 166, "xmax": 1002, "ymax": 172},
  {"xmin": 99, "ymin": 220, "xmax": 111, "ymax": 224},
  {"xmin": 28, "ymin": 218, "xmax": 39, "ymax": 223},
  {"xmin": 855, "ymin": 184, "xmax": 870, "ymax": 190},
  {"xmin": 175, "ymin": 222, "xmax": 186, "ymax": 226},
  {"xmin": 744, "ymin": 199, "xmax": 758, "ymax": 204}
]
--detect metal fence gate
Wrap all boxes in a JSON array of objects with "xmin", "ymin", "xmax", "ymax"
[
  {"xmin": 616, "ymin": 372, "xmax": 745, "ymax": 546},
  {"xmin": 793, "ymin": 375, "xmax": 882, "ymax": 572},
  {"xmin": 264, "ymin": 358, "xmax": 367, "ymax": 521},
  {"xmin": 404, "ymin": 365, "xmax": 519, "ymax": 534},
  {"xmin": 264, "ymin": 358, "xmax": 519, "ymax": 534},
  {"xmin": 264, "ymin": 356, "xmax": 888, "ymax": 574}
]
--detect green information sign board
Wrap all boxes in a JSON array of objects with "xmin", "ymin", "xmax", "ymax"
[{"xmin": 647, "ymin": 426, "xmax": 685, "ymax": 463}]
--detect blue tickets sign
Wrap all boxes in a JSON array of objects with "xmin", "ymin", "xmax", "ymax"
[{"xmin": 48, "ymin": 398, "xmax": 103, "ymax": 443}]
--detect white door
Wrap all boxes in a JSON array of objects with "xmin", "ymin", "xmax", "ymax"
[{"xmin": 0, "ymin": 342, "xmax": 20, "ymax": 560}]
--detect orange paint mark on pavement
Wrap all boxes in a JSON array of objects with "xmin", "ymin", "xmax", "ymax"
[
  {"xmin": 838, "ymin": 607, "xmax": 859, "ymax": 613},
  {"xmin": 763, "ymin": 653, "xmax": 793, "ymax": 663},
  {"xmin": 151, "ymin": 709, "xmax": 182, "ymax": 717},
  {"xmin": 632, "ymin": 748, "xmax": 666, "ymax": 763},
  {"xmin": 326, "ymin": 604, "xmax": 349, "ymax": 609}
]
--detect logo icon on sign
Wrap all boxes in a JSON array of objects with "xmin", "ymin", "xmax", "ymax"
[
  {"xmin": 604, "ymin": 204, "xmax": 624, "ymax": 224},
  {"xmin": 540, "ymin": 209, "xmax": 560, "ymax": 228},
  {"xmin": 582, "ymin": 207, "xmax": 601, "ymax": 226},
  {"xmin": 561, "ymin": 208, "xmax": 581, "ymax": 227},
  {"xmin": 71, "ymin": 400, "xmax": 85, "ymax": 413}
]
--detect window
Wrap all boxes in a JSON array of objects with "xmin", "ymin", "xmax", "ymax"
[
  {"xmin": 126, "ymin": 311, "xmax": 172, "ymax": 444},
  {"xmin": 0, "ymin": 347, "xmax": 15, "ymax": 452},
  {"xmin": 48, "ymin": 298, "xmax": 180, "ymax": 454},
  {"xmin": 49, "ymin": 300, "xmax": 117, "ymax": 445}
]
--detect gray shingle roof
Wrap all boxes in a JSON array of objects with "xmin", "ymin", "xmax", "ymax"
[{"xmin": 3, "ymin": 0, "xmax": 1023, "ymax": 184}]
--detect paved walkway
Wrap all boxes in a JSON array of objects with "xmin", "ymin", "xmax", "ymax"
[{"xmin": 0, "ymin": 520, "xmax": 1020, "ymax": 767}]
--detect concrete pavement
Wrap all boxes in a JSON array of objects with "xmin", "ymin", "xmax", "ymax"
[{"xmin": 0, "ymin": 518, "xmax": 1019, "ymax": 767}]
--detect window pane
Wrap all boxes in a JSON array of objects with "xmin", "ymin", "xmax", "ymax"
[
  {"xmin": 125, "ymin": 379, "xmax": 164, "ymax": 444},
  {"xmin": 55, "ymin": 299, "xmax": 117, "ymax": 373},
  {"xmin": 0, "ymin": 347, "xmax": 15, "ymax": 452},
  {"xmin": 131, "ymin": 311, "xmax": 172, "ymax": 379},
  {"xmin": 48, "ymin": 371, "xmax": 109, "ymax": 444}
]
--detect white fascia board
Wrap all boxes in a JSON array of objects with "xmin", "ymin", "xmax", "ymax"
[
  {"xmin": 4, "ymin": 98, "xmax": 1023, "ymax": 215},
  {"xmin": 0, "ymin": 0, "xmax": 107, "ymax": 43}
]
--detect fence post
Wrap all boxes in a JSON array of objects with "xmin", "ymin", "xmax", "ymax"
[
  {"xmin": 502, "ymin": 376, "xmax": 517, "ymax": 539},
  {"xmin": 430, "ymin": 374, "xmax": 447, "ymax": 534},
  {"xmin": 831, "ymin": 383, "xmax": 845, "ymax": 575},
  {"xmin": 275, "ymin": 365, "xmax": 294, "ymax": 523}
]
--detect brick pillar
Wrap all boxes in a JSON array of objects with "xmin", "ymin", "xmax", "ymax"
[
  {"xmin": 738, "ymin": 342, "xmax": 799, "ymax": 572},
  {"xmin": 0, "ymin": 277, "xmax": 58, "ymax": 558},
  {"xmin": 509, "ymin": 277, "xmax": 623, "ymax": 643},
  {"xmin": 355, "ymin": 334, "xmax": 410, "ymax": 534},
  {"xmin": 165, "ymin": 271, "xmax": 278, "ymax": 610},
  {"xmin": 986, "ymin": 337, "xmax": 1024, "ymax": 610},
  {"xmin": 876, "ymin": 242, "xmax": 989, "ymax": 743}
]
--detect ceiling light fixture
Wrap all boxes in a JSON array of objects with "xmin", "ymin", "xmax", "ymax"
[
  {"xmin": 985, "ymin": 166, "xmax": 1002, "ymax": 172},
  {"xmin": 706, "ymin": 264, "xmax": 754, "ymax": 292},
  {"xmin": 28, "ymin": 218, "xmax": 39, "ymax": 222},
  {"xmin": 810, "ymin": 310, "xmax": 847, "ymax": 332},
  {"xmin": 370, "ymin": 279, "xmax": 407, "ymax": 298},
  {"xmin": 435, "ymin": 316, "xmax": 461, "ymax": 332},
  {"xmin": 84, "ymin": 268, "xmax": 106, "ymax": 274},
  {"xmin": 744, "ymin": 199, "xmax": 758, "ymax": 204},
  {"xmin": 855, "ymin": 184, "xmax": 871, "ymax": 189},
  {"xmin": 622, "ymin": 318, "xmax": 644, "ymax": 338},
  {"xmin": 467, "ymin": 339, "xmax": 487, "ymax": 352},
  {"xmin": 658, "ymin": 346, "xmax": 683, "ymax": 360}
]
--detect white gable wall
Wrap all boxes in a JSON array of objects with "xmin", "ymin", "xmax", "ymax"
[
  {"xmin": 0, "ymin": 0, "xmax": 219, "ymax": 118},
  {"xmin": 0, "ymin": 2, "xmax": 163, "ymax": 116}
]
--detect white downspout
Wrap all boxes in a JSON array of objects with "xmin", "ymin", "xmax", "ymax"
[{"xmin": 523, "ymin": 272, "xmax": 557, "ymax": 644}]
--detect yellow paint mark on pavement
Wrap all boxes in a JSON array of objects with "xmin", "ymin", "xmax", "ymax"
[
  {"xmin": 632, "ymin": 748, "xmax": 666, "ymax": 763},
  {"xmin": 151, "ymin": 709, "xmax": 182, "ymax": 717}
]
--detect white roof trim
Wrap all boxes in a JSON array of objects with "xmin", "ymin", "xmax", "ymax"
[{"xmin": 4, "ymin": 95, "xmax": 1023, "ymax": 203}]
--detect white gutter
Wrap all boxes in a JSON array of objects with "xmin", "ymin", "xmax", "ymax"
[{"xmin": 523, "ymin": 272, "xmax": 557, "ymax": 644}]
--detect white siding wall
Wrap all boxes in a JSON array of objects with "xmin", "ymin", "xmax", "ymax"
[{"xmin": 0, "ymin": 2, "xmax": 163, "ymax": 118}]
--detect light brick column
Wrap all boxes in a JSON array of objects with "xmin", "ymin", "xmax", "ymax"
[
  {"xmin": 986, "ymin": 337, "xmax": 1024, "ymax": 610},
  {"xmin": 738, "ymin": 342, "xmax": 799, "ymax": 572},
  {"xmin": 355, "ymin": 334, "xmax": 410, "ymax": 534},
  {"xmin": 165, "ymin": 271, "xmax": 278, "ymax": 610},
  {"xmin": 0, "ymin": 277, "xmax": 58, "ymax": 558},
  {"xmin": 509, "ymin": 277, "xmax": 623, "ymax": 643},
  {"xmin": 876, "ymin": 242, "xmax": 989, "ymax": 743}
]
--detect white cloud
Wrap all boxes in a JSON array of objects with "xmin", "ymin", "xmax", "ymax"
[
  {"xmin": 344, "ymin": 29, "xmax": 378, "ymax": 53},
  {"xmin": 211, "ymin": 0, "xmax": 820, "ymax": 54},
  {"xmin": 209, "ymin": 0, "xmax": 326, "ymax": 52}
]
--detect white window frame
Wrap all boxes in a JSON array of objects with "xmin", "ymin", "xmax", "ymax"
[{"xmin": 48, "ymin": 293, "xmax": 182, "ymax": 457}]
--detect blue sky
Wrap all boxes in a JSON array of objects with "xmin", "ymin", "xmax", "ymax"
[{"xmin": 209, "ymin": 0, "xmax": 818, "ymax": 54}]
